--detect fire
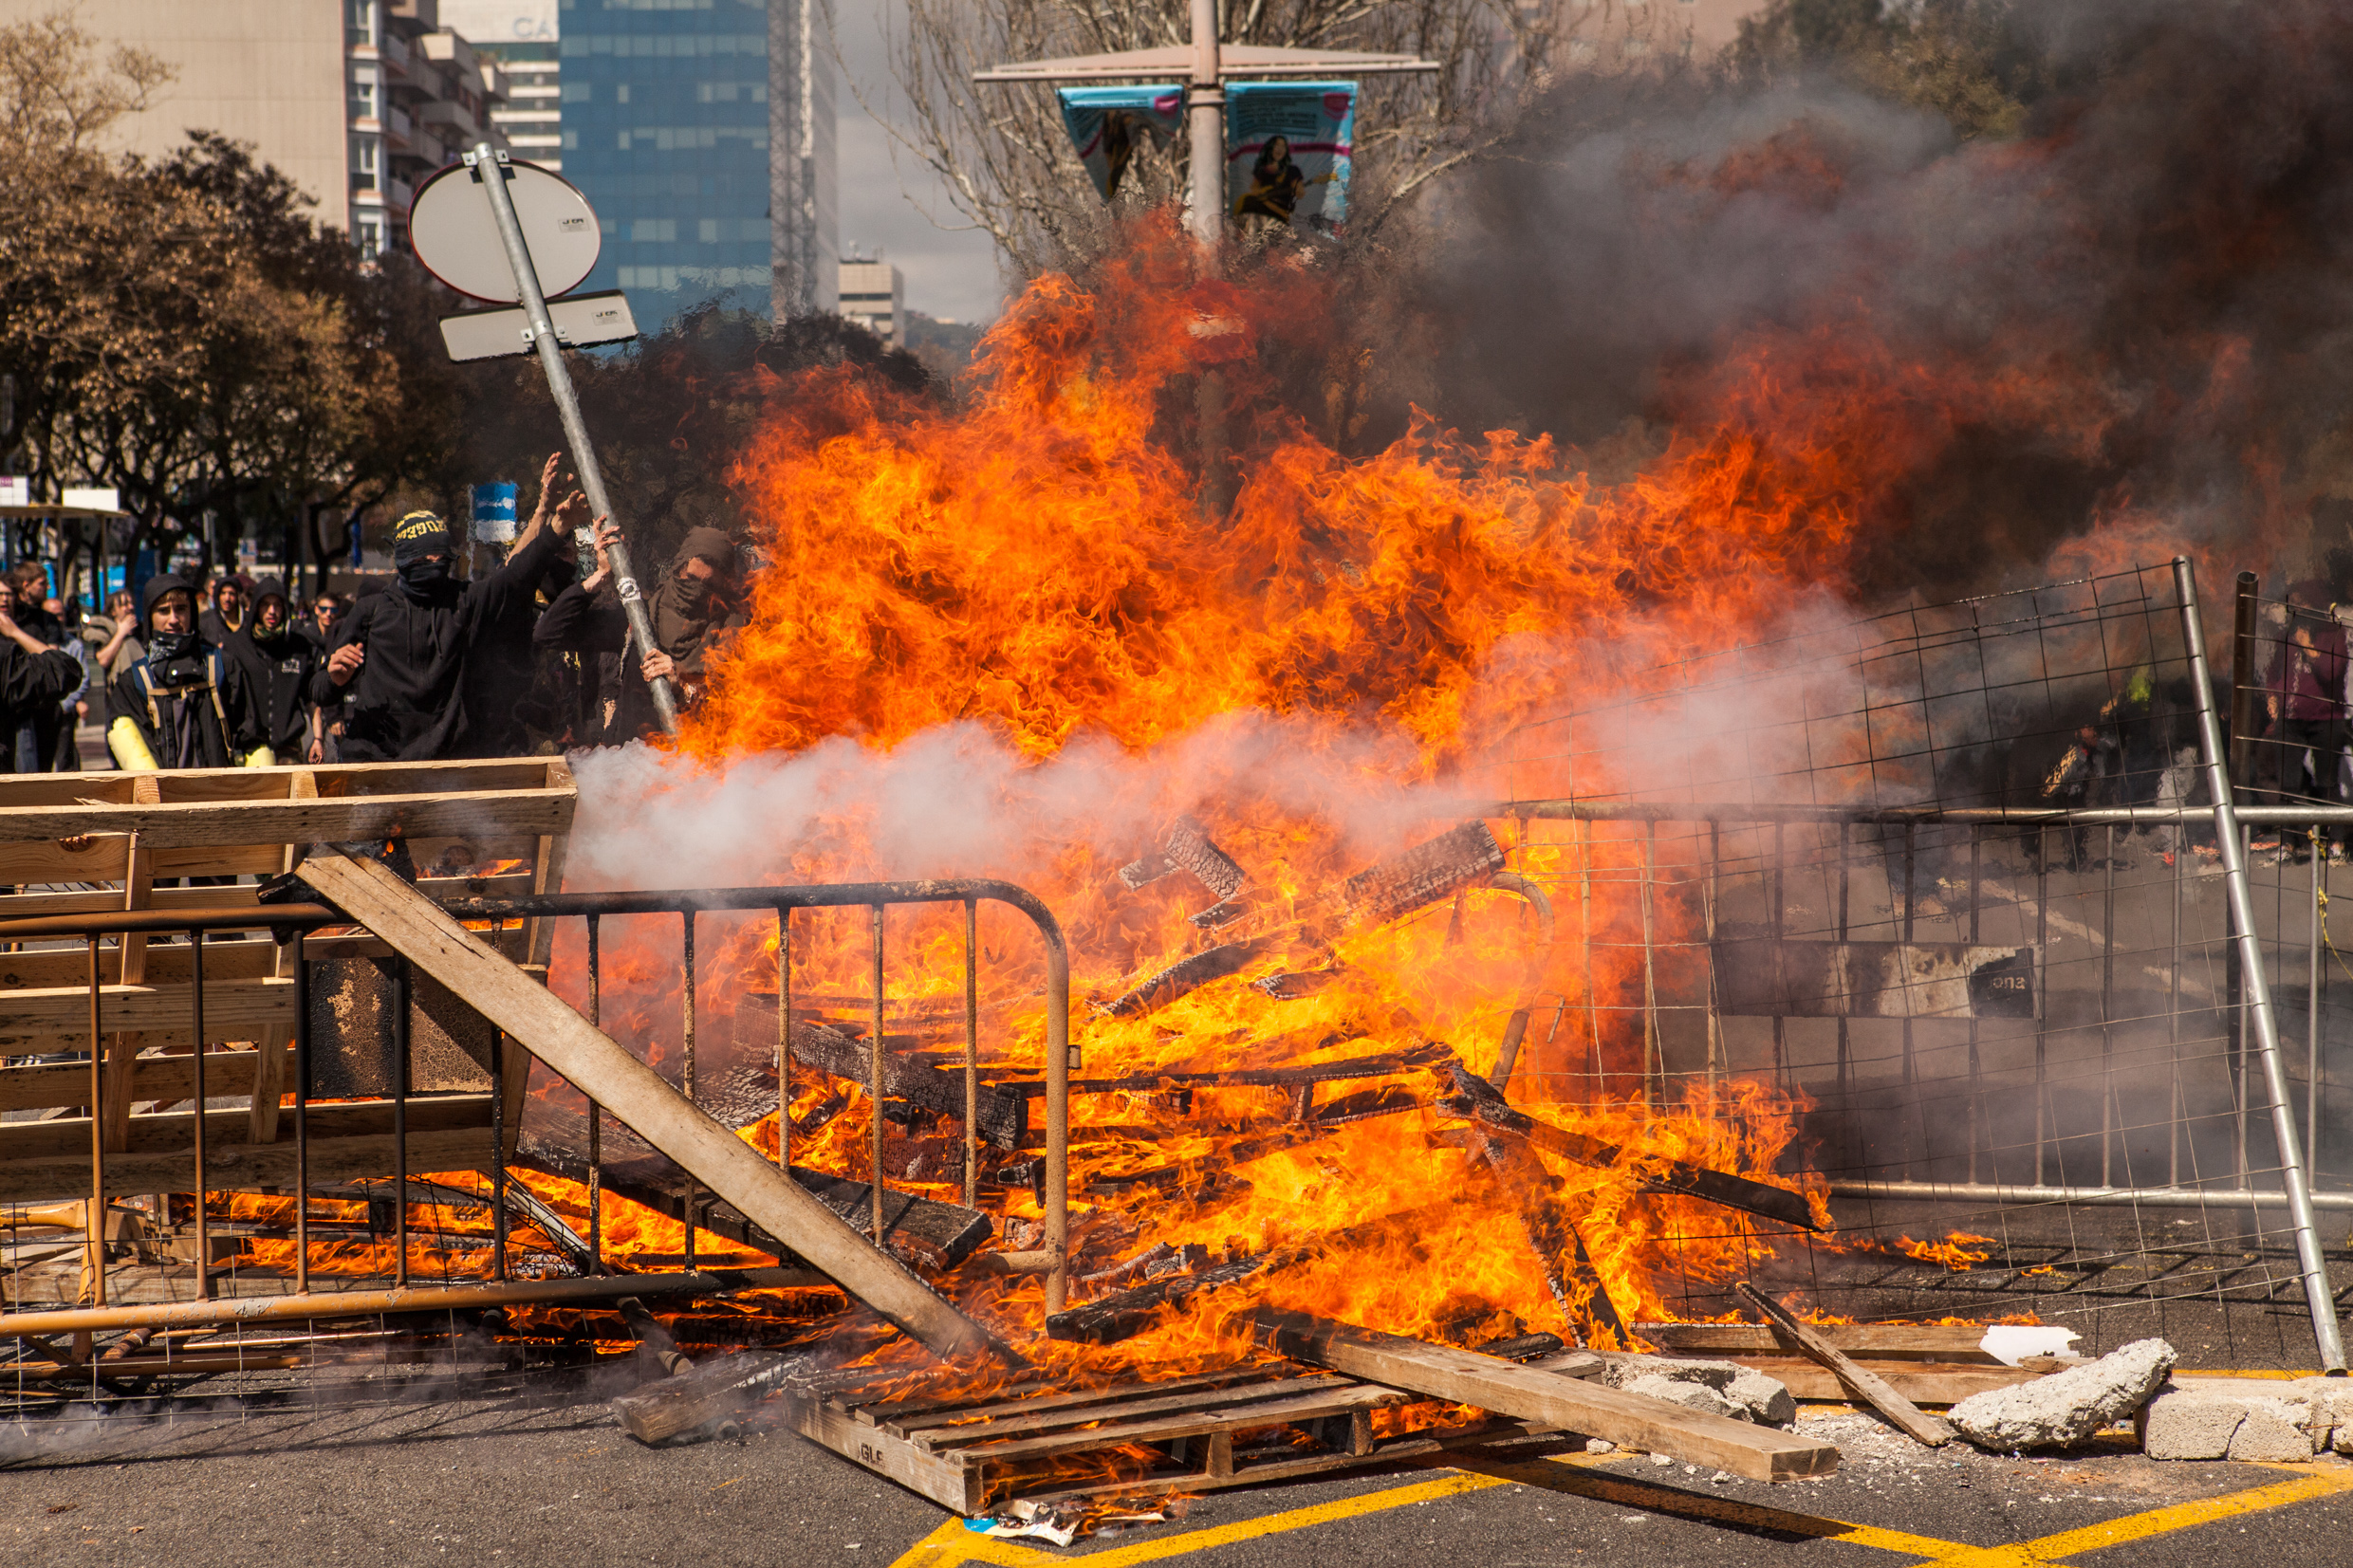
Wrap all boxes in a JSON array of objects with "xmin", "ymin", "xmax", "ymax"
[{"xmin": 486, "ymin": 215, "xmax": 1992, "ymax": 1375}]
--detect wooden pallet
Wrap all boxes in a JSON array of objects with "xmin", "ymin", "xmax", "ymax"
[
  {"xmin": 0, "ymin": 759, "xmax": 574, "ymax": 1207},
  {"xmin": 777, "ymin": 1364, "xmax": 1560, "ymax": 1515}
]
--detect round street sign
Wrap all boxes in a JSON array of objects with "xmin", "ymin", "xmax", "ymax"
[{"xmin": 408, "ymin": 158, "xmax": 602, "ymax": 303}]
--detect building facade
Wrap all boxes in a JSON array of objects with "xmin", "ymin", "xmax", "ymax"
[
  {"xmin": 438, "ymin": 1, "xmax": 564, "ymax": 170},
  {"xmin": 0, "ymin": 1, "xmax": 508, "ymax": 261},
  {"xmin": 558, "ymin": 0, "xmax": 775, "ymax": 324},
  {"xmin": 769, "ymin": 0, "xmax": 837, "ymax": 318},
  {"xmin": 838, "ymin": 258, "xmax": 901, "ymax": 346},
  {"xmin": 350, "ymin": 4, "xmax": 512, "ymax": 262}
]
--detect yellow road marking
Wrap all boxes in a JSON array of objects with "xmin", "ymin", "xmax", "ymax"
[
  {"xmin": 885, "ymin": 1468, "xmax": 1517, "ymax": 1567},
  {"xmin": 1458, "ymin": 1453, "xmax": 1968, "ymax": 1559},
  {"xmin": 887, "ymin": 1449, "xmax": 2353, "ymax": 1568},
  {"xmin": 1905, "ymin": 1465, "xmax": 2353, "ymax": 1566}
]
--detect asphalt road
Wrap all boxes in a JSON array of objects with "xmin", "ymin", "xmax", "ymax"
[{"xmin": 5, "ymin": 1374, "xmax": 2352, "ymax": 1568}]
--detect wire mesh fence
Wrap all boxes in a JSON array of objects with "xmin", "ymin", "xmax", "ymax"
[{"xmin": 1489, "ymin": 561, "xmax": 2351, "ymax": 1365}]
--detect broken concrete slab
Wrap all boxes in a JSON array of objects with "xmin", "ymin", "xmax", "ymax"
[
  {"xmin": 1729, "ymin": 1368, "xmax": 1798, "ymax": 1428},
  {"xmin": 1947, "ymin": 1337, "xmax": 2175, "ymax": 1452},
  {"xmin": 1603, "ymin": 1354, "xmax": 1742, "ymax": 1392},
  {"xmin": 1621, "ymin": 1373, "xmax": 1742, "ymax": 1421},
  {"xmin": 1603, "ymin": 1353, "xmax": 1792, "ymax": 1427},
  {"xmin": 2139, "ymin": 1375, "xmax": 2351, "ymax": 1460}
]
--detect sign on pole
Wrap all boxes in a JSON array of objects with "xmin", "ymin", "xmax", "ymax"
[
  {"xmin": 439, "ymin": 290, "xmax": 639, "ymax": 362},
  {"xmin": 471, "ymin": 483, "xmax": 520, "ymax": 544},
  {"xmin": 409, "ymin": 159, "xmax": 602, "ymax": 303}
]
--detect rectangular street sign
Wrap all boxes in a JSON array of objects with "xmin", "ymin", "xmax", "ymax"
[{"xmin": 438, "ymin": 290, "xmax": 639, "ymax": 361}]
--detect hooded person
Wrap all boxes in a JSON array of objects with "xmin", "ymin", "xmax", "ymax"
[
  {"xmin": 102, "ymin": 574, "xmax": 264, "ymax": 771},
  {"xmin": 0, "ymin": 576, "xmax": 83, "ymax": 771},
  {"xmin": 312, "ymin": 506, "xmax": 571, "ymax": 761},
  {"xmin": 533, "ymin": 520, "xmax": 750, "ymax": 743},
  {"xmin": 223, "ymin": 576, "xmax": 320, "ymax": 764}
]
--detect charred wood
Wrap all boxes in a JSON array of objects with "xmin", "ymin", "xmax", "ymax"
[
  {"xmin": 1251, "ymin": 968, "xmax": 1342, "ymax": 999},
  {"xmin": 1159, "ymin": 816, "xmax": 1249, "ymax": 901},
  {"xmin": 1097, "ymin": 939, "xmax": 1273, "ymax": 1018},
  {"xmin": 1465, "ymin": 1124, "xmax": 1627, "ymax": 1347},
  {"xmin": 1438, "ymin": 1062, "xmax": 1818, "ymax": 1232},
  {"xmin": 1000, "ymin": 1042, "xmax": 1446, "ymax": 1098},
  {"xmin": 1337, "ymin": 823, "xmax": 1506, "ymax": 931},
  {"xmin": 613, "ymin": 1348, "xmax": 828, "ymax": 1446}
]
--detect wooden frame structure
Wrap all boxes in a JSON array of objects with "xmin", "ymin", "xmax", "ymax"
[{"xmin": 0, "ymin": 760, "xmax": 574, "ymax": 1209}]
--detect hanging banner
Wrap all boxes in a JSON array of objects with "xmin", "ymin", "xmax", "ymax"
[
  {"xmin": 1058, "ymin": 85, "xmax": 1184, "ymax": 201},
  {"xmin": 1225, "ymin": 81, "xmax": 1355, "ymax": 231}
]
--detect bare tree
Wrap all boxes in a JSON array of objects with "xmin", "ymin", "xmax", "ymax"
[{"xmin": 883, "ymin": 0, "xmax": 1676, "ymax": 278}]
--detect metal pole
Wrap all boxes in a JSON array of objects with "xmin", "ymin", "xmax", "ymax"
[
  {"xmin": 871, "ymin": 903, "xmax": 886, "ymax": 1245},
  {"xmin": 2102, "ymin": 823, "xmax": 2116, "ymax": 1188},
  {"xmin": 392, "ymin": 954, "xmax": 410, "ymax": 1290},
  {"xmin": 294, "ymin": 936, "xmax": 311, "ymax": 1296},
  {"xmin": 585, "ymin": 913, "xmax": 602, "ymax": 1267},
  {"xmin": 463, "ymin": 141, "xmax": 676, "ymax": 730},
  {"xmin": 2035, "ymin": 826, "xmax": 2050, "ymax": 1186},
  {"xmin": 1185, "ymin": 0, "xmax": 1222, "ymax": 248},
  {"xmin": 2309, "ymin": 828, "xmax": 2324, "ymax": 1170},
  {"xmin": 681, "ymin": 910, "xmax": 696, "ymax": 1275},
  {"xmin": 85, "ymin": 937, "xmax": 103, "ymax": 1309},
  {"xmin": 1968, "ymin": 826, "xmax": 1982, "ymax": 1185},
  {"xmin": 2172, "ymin": 556, "xmax": 2344, "ymax": 1372},
  {"xmin": 778, "ymin": 907, "xmax": 792, "ymax": 1174},
  {"xmin": 191, "ymin": 929, "xmax": 209, "ymax": 1301},
  {"xmin": 964, "ymin": 897, "xmax": 979, "ymax": 1209},
  {"xmin": 1640, "ymin": 821, "xmax": 1659, "ymax": 1106}
]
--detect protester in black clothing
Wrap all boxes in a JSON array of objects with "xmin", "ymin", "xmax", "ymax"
[
  {"xmin": 0, "ymin": 585, "xmax": 82, "ymax": 766},
  {"xmin": 197, "ymin": 574, "xmax": 250, "ymax": 646},
  {"xmin": 103, "ymin": 576, "xmax": 262, "ymax": 771},
  {"xmin": 222, "ymin": 577, "xmax": 319, "ymax": 764},
  {"xmin": 313, "ymin": 507, "xmax": 570, "ymax": 761},
  {"xmin": 2, "ymin": 565, "xmax": 76, "ymax": 771},
  {"xmin": 534, "ymin": 519, "xmax": 749, "ymax": 743},
  {"xmin": 300, "ymin": 591, "xmax": 344, "ymax": 655},
  {"xmin": 464, "ymin": 452, "xmax": 584, "ymax": 757}
]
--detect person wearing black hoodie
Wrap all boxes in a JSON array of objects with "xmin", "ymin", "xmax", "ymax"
[
  {"xmin": 312, "ymin": 507, "xmax": 570, "ymax": 761},
  {"xmin": 533, "ymin": 519, "xmax": 749, "ymax": 744},
  {"xmin": 0, "ymin": 579, "xmax": 83, "ymax": 767},
  {"xmin": 103, "ymin": 575, "xmax": 263, "ymax": 771},
  {"xmin": 223, "ymin": 577, "xmax": 320, "ymax": 764}
]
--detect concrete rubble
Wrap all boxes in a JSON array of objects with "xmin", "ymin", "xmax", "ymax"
[
  {"xmin": 1603, "ymin": 1354, "xmax": 1796, "ymax": 1428},
  {"xmin": 2139, "ymin": 1375, "xmax": 2353, "ymax": 1461},
  {"xmin": 1946, "ymin": 1338, "xmax": 2176, "ymax": 1452}
]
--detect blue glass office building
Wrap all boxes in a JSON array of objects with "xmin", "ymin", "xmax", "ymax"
[{"xmin": 558, "ymin": 0, "xmax": 774, "ymax": 324}]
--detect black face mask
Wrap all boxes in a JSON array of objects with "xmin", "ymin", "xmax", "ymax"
[
  {"xmin": 398, "ymin": 557, "xmax": 452, "ymax": 600},
  {"xmin": 146, "ymin": 629, "xmax": 195, "ymax": 663}
]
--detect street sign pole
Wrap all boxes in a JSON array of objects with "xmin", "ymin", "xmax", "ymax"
[
  {"xmin": 464, "ymin": 141, "xmax": 679, "ymax": 733},
  {"xmin": 1186, "ymin": 0, "xmax": 1224, "ymax": 249}
]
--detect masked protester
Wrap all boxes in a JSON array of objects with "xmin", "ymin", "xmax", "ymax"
[
  {"xmin": 464, "ymin": 454, "xmax": 586, "ymax": 757},
  {"xmin": 534, "ymin": 521, "xmax": 748, "ymax": 743},
  {"xmin": 0, "ymin": 579, "xmax": 82, "ymax": 771},
  {"xmin": 223, "ymin": 577, "xmax": 320, "ymax": 765},
  {"xmin": 312, "ymin": 507, "xmax": 570, "ymax": 761},
  {"xmin": 103, "ymin": 575, "xmax": 264, "ymax": 771}
]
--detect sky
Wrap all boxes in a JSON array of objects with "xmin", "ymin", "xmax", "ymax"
[{"xmin": 830, "ymin": 0, "xmax": 1009, "ymax": 324}]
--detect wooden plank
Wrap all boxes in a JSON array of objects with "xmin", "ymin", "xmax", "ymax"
[
  {"xmin": 0, "ymin": 1048, "xmax": 263, "ymax": 1115},
  {"xmin": 1733, "ymin": 1282, "xmax": 1954, "ymax": 1447},
  {"xmin": 1714, "ymin": 1357, "xmax": 2044, "ymax": 1405},
  {"xmin": 914, "ymin": 1375, "xmax": 1356, "ymax": 1449},
  {"xmin": 0, "ymin": 1126, "xmax": 495, "ymax": 1206},
  {"xmin": 0, "ymin": 1093, "xmax": 492, "ymax": 1160},
  {"xmin": 873, "ymin": 1370, "xmax": 1277, "ymax": 1435},
  {"xmin": 613, "ymin": 1350, "xmax": 820, "ymax": 1445},
  {"xmin": 0, "ymin": 836, "xmax": 131, "ymax": 883},
  {"xmin": 956, "ymin": 1383, "xmax": 1405, "ymax": 1467},
  {"xmin": 0, "ymin": 978, "xmax": 292, "ymax": 1049},
  {"xmin": 1635, "ymin": 1322, "xmax": 2002, "ymax": 1361},
  {"xmin": 774, "ymin": 1387, "xmax": 985, "ymax": 1513},
  {"xmin": 0, "ymin": 757, "xmax": 564, "ymax": 809},
  {"xmin": 0, "ymin": 885, "xmax": 268, "ymax": 919},
  {"xmin": 1251, "ymin": 1311, "xmax": 1840, "ymax": 1483},
  {"xmin": 293, "ymin": 848, "xmax": 1000, "ymax": 1362},
  {"xmin": 0, "ymin": 789, "xmax": 576, "ymax": 849}
]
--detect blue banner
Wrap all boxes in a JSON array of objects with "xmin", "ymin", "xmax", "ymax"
[
  {"xmin": 1058, "ymin": 85, "xmax": 1184, "ymax": 201},
  {"xmin": 471, "ymin": 482, "xmax": 520, "ymax": 544},
  {"xmin": 1225, "ymin": 82, "xmax": 1355, "ymax": 231}
]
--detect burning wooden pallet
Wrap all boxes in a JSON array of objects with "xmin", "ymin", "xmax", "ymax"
[
  {"xmin": 0, "ymin": 760, "xmax": 575, "ymax": 1212},
  {"xmin": 774, "ymin": 1363, "xmax": 1552, "ymax": 1513}
]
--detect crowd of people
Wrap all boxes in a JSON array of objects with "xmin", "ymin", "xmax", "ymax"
[{"xmin": 0, "ymin": 455, "xmax": 750, "ymax": 775}]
